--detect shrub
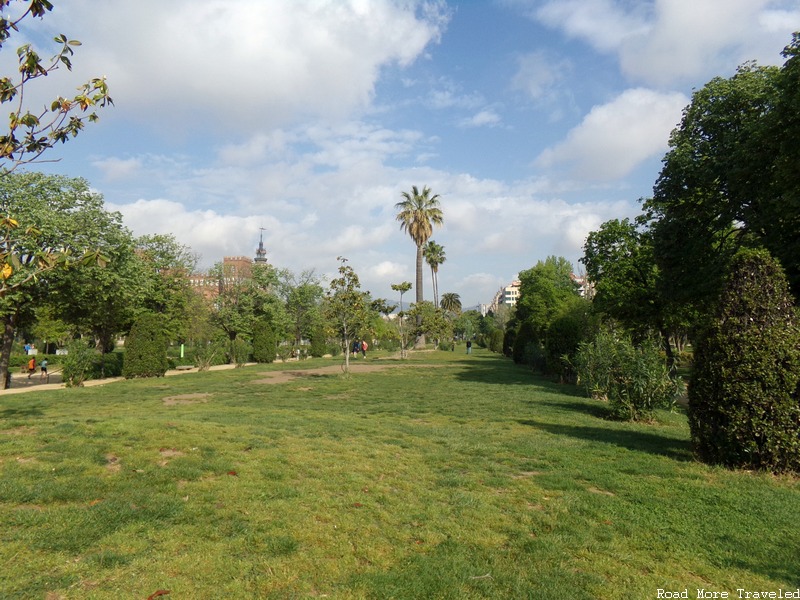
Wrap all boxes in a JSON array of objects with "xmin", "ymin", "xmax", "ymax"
[
  {"xmin": 308, "ymin": 327, "xmax": 328, "ymax": 358},
  {"xmin": 545, "ymin": 299, "xmax": 596, "ymax": 382},
  {"xmin": 61, "ymin": 340, "xmax": 97, "ymax": 387},
  {"xmin": 231, "ymin": 337, "xmax": 251, "ymax": 367},
  {"xmin": 689, "ymin": 250, "xmax": 800, "ymax": 473},
  {"xmin": 575, "ymin": 329, "xmax": 680, "ymax": 421},
  {"xmin": 512, "ymin": 322, "xmax": 533, "ymax": 365},
  {"xmin": 122, "ymin": 313, "xmax": 168, "ymax": 378},
  {"xmin": 252, "ymin": 320, "xmax": 277, "ymax": 363},
  {"xmin": 488, "ymin": 329, "xmax": 504, "ymax": 354}
]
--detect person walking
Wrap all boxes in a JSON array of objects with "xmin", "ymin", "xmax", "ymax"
[
  {"xmin": 361, "ymin": 340, "xmax": 368, "ymax": 358},
  {"xmin": 27, "ymin": 356, "xmax": 36, "ymax": 379},
  {"xmin": 466, "ymin": 340, "xmax": 472, "ymax": 355},
  {"xmin": 40, "ymin": 358, "xmax": 48, "ymax": 382}
]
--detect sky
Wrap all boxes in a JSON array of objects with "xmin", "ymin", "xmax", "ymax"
[{"xmin": 10, "ymin": 0, "xmax": 800, "ymax": 308}]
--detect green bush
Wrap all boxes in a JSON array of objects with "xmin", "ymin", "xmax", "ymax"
[
  {"xmin": 575, "ymin": 329, "xmax": 680, "ymax": 421},
  {"xmin": 61, "ymin": 340, "xmax": 97, "ymax": 387},
  {"xmin": 689, "ymin": 250, "xmax": 800, "ymax": 473},
  {"xmin": 545, "ymin": 300, "xmax": 596, "ymax": 382},
  {"xmin": 122, "ymin": 313, "xmax": 168, "ymax": 379},
  {"xmin": 511, "ymin": 322, "xmax": 533, "ymax": 365},
  {"xmin": 252, "ymin": 320, "xmax": 277, "ymax": 363},
  {"xmin": 90, "ymin": 351, "xmax": 124, "ymax": 379},
  {"xmin": 488, "ymin": 329, "xmax": 504, "ymax": 354},
  {"xmin": 308, "ymin": 327, "xmax": 328, "ymax": 358}
]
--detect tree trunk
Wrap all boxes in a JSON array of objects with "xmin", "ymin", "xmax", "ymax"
[
  {"xmin": 0, "ymin": 312, "xmax": 17, "ymax": 390},
  {"xmin": 659, "ymin": 325, "xmax": 675, "ymax": 368},
  {"xmin": 415, "ymin": 244, "xmax": 426, "ymax": 348}
]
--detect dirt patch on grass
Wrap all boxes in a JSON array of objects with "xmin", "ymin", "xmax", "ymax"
[
  {"xmin": 163, "ymin": 393, "xmax": 212, "ymax": 406},
  {"xmin": 1, "ymin": 425, "xmax": 36, "ymax": 436},
  {"xmin": 252, "ymin": 362, "xmax": 404, "ymax": 385},
  {"xmin": 105, "ymin": 454, "xmax": 121, "ymax": 472},
  {"xmin": 513, "ymin": 471, "xmax": 543, "ymax": 479},
  {"xmin": 588, "ymin": 486, "xmax": 615, "ymax": 496}
]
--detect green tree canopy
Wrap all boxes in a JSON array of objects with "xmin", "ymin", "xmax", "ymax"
[
  {"xmin": 515, "ymin": 256, "xmax": 580, "ymax": 340},
  {"xmin": 323, "ymin": 257, "xmax": 372, "ymax": 373},
  {"xmin": 0, "ymin": 172, "xmax": 126, "ymax": 386}
]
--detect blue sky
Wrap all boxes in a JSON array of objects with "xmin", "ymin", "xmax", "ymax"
[{"xmin": 14, "ymin": 0, "xmax": 800, "ymax": 307}]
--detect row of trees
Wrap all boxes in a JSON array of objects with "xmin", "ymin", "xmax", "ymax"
[{"xmin": 576, "ymin": 34, "xmax": 800, "ymax": 473}]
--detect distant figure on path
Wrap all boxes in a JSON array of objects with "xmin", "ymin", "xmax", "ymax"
[
  {"xmin": 361, "ymin": 340, "xmax": 368, "ymax": 358},
  {"xmin": 466, "ymin": 340, "xmax": 472, "ymax": 355},
  {"xmin": 40, "ymin": 358, "xmax": 48, "ymax": 382},
  {"xmin": 27, "ymin": 356, "xmax": 36, "ymax": 379}
]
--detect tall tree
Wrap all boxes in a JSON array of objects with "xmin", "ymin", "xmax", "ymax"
[
  {"xmin": 391, "ymin": 281, "xmax": 412, "ymax": 358},
  {"xmin": 0, "ymin": 173, "xmax": 124, "ymax": 386},
  {"xmin": 395, "ymin": 185, "xmax": 443, "ymax": 347},
  {"xmin": 646, "ymin": 61, "xmax": 782, "ymax": 310},
  {"xmin": 276, "ymin": 269, "xmax": 324, "ymax": 349},
  {"xmin": 440, "ymin": 292, "xmax": 461, "ymax": 315},
  {"xmin": 0, "ymin": 0, "xmax": 112, "ymax": 172},
  {"xmin": 324, "ymin": 257, "xmax": 371, "ymax": 374},
  {"xmin": 581, "ymin": 217, "xmax": 681, "ymax": 361},
  {"xmin": 422, "ymin": 240, "xmax": 445, "ymax": 308},
  {"xmin": 515, "ymin": 256, "xmax": 580, "ymax": 340},
  {"xmin": 133, "ymin": 234, "xmax": 198, "ymax": 343}
]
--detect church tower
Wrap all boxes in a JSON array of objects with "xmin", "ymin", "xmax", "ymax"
[{"xmin": 254, "ymin": 227, "xmax": 268, "ymax": 264}]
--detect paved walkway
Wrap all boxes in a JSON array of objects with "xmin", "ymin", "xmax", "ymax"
[{"xmin": 0, "ymin": 364, "xmax": 245, "ymax": 396}]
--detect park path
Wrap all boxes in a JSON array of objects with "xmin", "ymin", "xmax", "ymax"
[
  {"xmin": 0, "ymin": 358, "xmax": 415, "ymax": 396},
  {"xmin": 0, "ymin": 363, "xmax": 241, "ymax": 396}
]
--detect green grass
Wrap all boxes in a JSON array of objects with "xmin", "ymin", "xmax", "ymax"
[{"xmin": 0, "ymin": 349, "xmax": 797, "ymax": 599}]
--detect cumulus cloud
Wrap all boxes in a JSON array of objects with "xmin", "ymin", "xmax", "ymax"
[
  {"xmin": 50, "ymin": 0, "xmax": 448, "ymax": 132},
  {"xmin": 534, "ymin": 0, "xmax": 650, "ymax": 52},
  {"xmin": 458, "ymin": 109, "xmax": 502, "ymax": 128},
  {"xmin": 534, "ymin": 88, "xmax": 688, "ymax": 180},
  {"xmin": 528, "ymin": 0, "xmax": 798, "ymax": 86}
]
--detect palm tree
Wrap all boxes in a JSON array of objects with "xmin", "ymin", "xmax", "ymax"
[
  {"xmin": 423, "ymin": 240, "xmax": 446, "ymax": 308},
  {"xmin": 391, "ymin": 281, "xmax": 412, "ymax": 358},
  {"xmin": 395, "ymin": 185, "xmax": 444, "ymax": 346},
  {"xmin": 440, "ymin": 292, "xmax": 461, "ymax": 315}
]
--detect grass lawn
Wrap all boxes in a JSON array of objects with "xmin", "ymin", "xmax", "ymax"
[{"xmin": 0, "ymin": 348, "xmax": 798, "ymax": 599}]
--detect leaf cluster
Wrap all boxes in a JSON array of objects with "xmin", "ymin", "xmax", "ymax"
[{"xmin": 0, "ymin": 0, "xmax": 112, "ymax": 171}]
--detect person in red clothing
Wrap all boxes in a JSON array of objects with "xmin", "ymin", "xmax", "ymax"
[
  {"xmin": 27, "ymin": 356, "xmax": 36, "ymax": 379},
  {"xmin": 361, "ymin": 340, "xmax": 368, "ymax": 358}
]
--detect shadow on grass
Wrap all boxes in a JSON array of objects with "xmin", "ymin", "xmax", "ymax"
[
  {"xmin": 518, "ymin": 418, "xmax": 693, "ymax": 462},
  {"xmin": 535, "ymin": 399, "xmax": 612, "ymax": 419},
  {"xmin": 0, "ymin": 405, "xmax": 44, "ymax": 418},
  {"xmin": 451, "ymin": 354, "xmax": 585, "ymax": 397}
]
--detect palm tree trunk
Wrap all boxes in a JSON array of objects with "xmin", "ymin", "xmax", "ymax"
[{"xmin": 415, "ymin": 244, "xmax": 426, "ymax": 348}]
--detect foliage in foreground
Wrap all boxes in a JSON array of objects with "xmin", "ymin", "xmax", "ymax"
[
  {"xmin": 689, "ymin": 250, "xmax": 800, "ymax": 473},
  {"xmin": 575, "ymin": 328, "xmax": 680, "ymax": 421}
]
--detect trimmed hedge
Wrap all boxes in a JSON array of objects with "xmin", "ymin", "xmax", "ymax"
[
  {"xmin": 689, "ymin": 249, "xmax": 800, "ymax": 473},
  {"xmin": 122, "ymin": 313, "xmax": 169, "ymax": 378}
]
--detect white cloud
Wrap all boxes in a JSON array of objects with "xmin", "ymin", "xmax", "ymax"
[
  {"xmin": 534, "ymin": 0, "xmax": 650, "ymax": 52},
  {"xmin": 92, "ymin": 157, "xmax": 142, "ymax": 181},
  {"xmin": 52, "ymin": 0, "xmax": 448, "ymax": 132},
  {"xmin": 529, "ymin": 0, "xmax": 799, "ymax": 87},
  {"xmin": 458, "ymin": 109, "xmax": 502, "ymax": 128},
  {"xmin": 534, "ymin": 88, "xmax": 688, "ymax": 180}
]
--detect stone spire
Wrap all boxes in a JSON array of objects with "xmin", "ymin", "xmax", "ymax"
[{"xmin": 254, "ymin": 227, "xmax": 268, "ymax": 264}]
